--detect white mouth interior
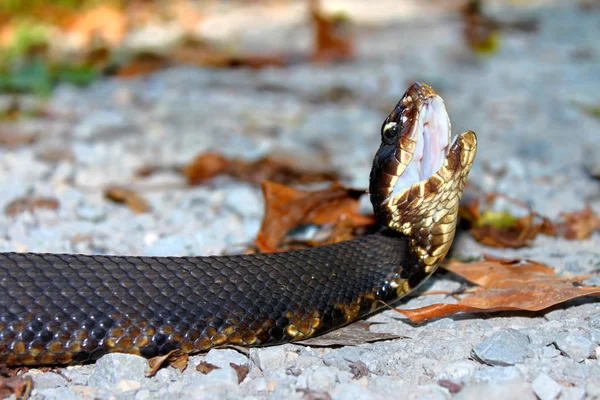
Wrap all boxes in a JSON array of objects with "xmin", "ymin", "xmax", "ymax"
[{"xmin": 390, "ymin": 96, "xmax": 451, "ymax": 198}]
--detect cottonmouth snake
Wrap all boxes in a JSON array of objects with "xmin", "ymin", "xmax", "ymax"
[{"xmin": 0, "ymin": 82, "xmax": 476, "ymax": 366}]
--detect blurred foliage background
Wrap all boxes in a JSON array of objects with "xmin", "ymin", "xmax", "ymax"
[{"xmin": 0, "ymin": 0, "xmax": 554, "ymax": 96}]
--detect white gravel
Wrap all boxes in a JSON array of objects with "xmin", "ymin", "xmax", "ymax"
[{"xmin": 1, "ymin": 1, "xmax": 600, "ymax": 399}]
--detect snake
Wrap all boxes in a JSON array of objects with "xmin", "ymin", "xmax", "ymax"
[{"xmin": 0, "ymin": 82, "xmax": 476, "ymax": 366}]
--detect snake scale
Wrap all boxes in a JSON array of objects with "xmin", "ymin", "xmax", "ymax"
[{"xmin": 0, "ymin": 82, "xmax": 476, "ymax": 366}]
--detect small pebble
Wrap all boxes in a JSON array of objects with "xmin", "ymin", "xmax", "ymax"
[
  {"xmin": 118, "ymin": 379, "xmax": 142, "ymax": 392},
  {"xmin": 554, "ymin": 333, "xmax": 595, "ymax": 362},
  {"xmin": 522, "ymin": 328, "xmax": 555, "ymax": 347},
  {"xmin": 588, "ymin": 313, "xmax": 600, "ymax": 329},
  {"xmin": 250, "ymin": 346, "xmax": 287, "ymax": 371},
  {"xmin": 586, "ymin": 329, "xmax": 600, "ymax": 345},
  {"xmin": 472, "ymin": 366, "xmax": 521, "ymax": 383},
  {"xmin": 87, "ymin": 354, "xmax": 148, "ymax": 387},
  {"xmin": 473, "ymin": 329, "xmax": 530, "ymax": 366},
  {"xmin": 532, "ymin": 373, "xmax": 561, "ymax": 400},
  {"xmin": 583, "ymin": 276, "xmax": 600, "ymax": 286},
  {"xmin": 135, "ymin": 389, "xmax": 153, "ymax": 400},
  {"xmin": 454, "ymin": 381, "xmax": 535, "ymax": 400},
  {"xmin": 204, "ymin": 348, "xmax": 249, "ymax": 370}
]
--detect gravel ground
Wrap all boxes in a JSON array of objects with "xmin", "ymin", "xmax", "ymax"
[{"xmin": 1, "ymin": 1, "xmax": 600, "ymax": 399}]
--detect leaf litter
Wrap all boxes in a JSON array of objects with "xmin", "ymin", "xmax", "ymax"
[
  {"xmin": 460, "ymin": 189, "xmax": 600, "ymax": 248},
  {"xmin": 393, "ymin": 256, "xmax": 600, "ymax": 323}
]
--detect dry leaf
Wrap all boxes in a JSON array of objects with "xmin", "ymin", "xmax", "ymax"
[
  {"xmin": 0, "ymin": 131, "xmax": 37, "ymax": 147},
  {"xmin": 460, "ymin": 191, "xmax": 599, "ymax": 248},
  {"xmin": 0, "ymin": 375, "xmax": 32, "ymax": 399},
  {"xmin": 116, "ymin": 53, "xmax": 170, "ymax": 78},
  {"xmin": 181, "ymin": 152, "xmax": 340, "ymax": 186},
  {"xmin": 552, "ymin": 205, "xmax": 600, "ymax": 240},
  {"xmin": 4, "ymin": 197, "xmax": 59, "ymax": 216},
  {"xmin": 195, "ymin": 361, "xmax": 220, "ymax": 375},
  {"xmin": 438, "ymin": 379, "xmax": 463, "ymax": 394},
  {"xmin": 470, "ymin": 213, "xmax": 538, "ymax": 248},
  {"xmin": 347, "ymin": 359, "xmax": 369, "ymax": 379},
  {"xmin": 296, "ymin": 388, "xmax": 333, "ymax": 400},
  {"xmin": 147, "ymin": 350, "xmax": 188, "ymax": 376},
  {"xmin": 104, "ymin": 186, "xmax": 150, "ymax": 214},
  {"xmin": 255, "ymin": 182, "xmax": 373, "ymax": 252},
  {"xmin": 309, "ymin": 0, "xmax": 354, "ymax": 63},
  {"xmin": 394, "ymin": 257, "xmax": 600, "ymax": 323},
  {"xmin": 297, "ymin": 321, "xmax": 402, "ymax": 347},
  {"xmin": 229, "ymin": 363, "xmax": 249, "ymax": 383},
  {"xmin": 181, "ymin": 152, "xmax": 230, "ymax": 185}
]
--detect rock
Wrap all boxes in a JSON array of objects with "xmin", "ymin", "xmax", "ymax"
[
  {"xmin": 588, "ymin": 313, "xmax": 600, "ymax": 329},
  {"xmin": 31, "ymin": 372, "xmax": 68, "ymax": 390},
  {"xmin": 33, "ymin": 387, "xmax": 89, "ymax": 400},
  {"xmin": 473, "ymin": 329, "xmax": 530, "ymax": 366},
  {"xmin": 250, "ymin": 346, "xmax": 287, "ymax": 371},
  {"xmin": 554, "ymin": 333, "xmax": 595, "ymax": 362},
  {"xmin": 532, "ymin": 373, "xmax": 561, "ymax": 400},
  {"xmin": 583, "ymin": 144, "xmax": 600, "ymax": 179},
  {"xmin": 560, "ymin": 386, "xmax": 586, "ymax": 400},
  {"xmin": 180, "ymin": 367, "xmax": 240, "ymax": 399},
  {"xmin": 586, "ymin": 382, "xmax": 600, "ymax": 397},
  {"xmin": 539, "ymin": 346, "xmax": 561, "ymax": 359},
  {"xmin": 472, "ymin": 366, "xmax": 522, "ymax": 383},
  {"xmin": 436, "ymin": 360, "xmax": 478, "ymax": 383},
  {"xmin": 522, "ymin": 328, "xmax": 555, "ymax": 347},
  {"xmin": 322, "ymin": 347, "xmax": 364, "ymax": 370},
  {"xmin": 87, "ymin": 353, "xmax": 148, "ymax": 387},
  {"xmin": 586, "ymin": 329, "xmax": 600, "ymax": 345},
  {"xmin": 204, "ymin": 348, "xmax": 249, "ymax": 370},
  {"xmin": 330, "ymin": 382, "xmax": 373, "ymax": 400},
  {"xmin": 76, "ymin": 204, "xmax": 106, "ymax": 222},
  {"xmin": 583, "ymin": 276, "xmax": 600, "ymax": 286},
  {"xmin": 296, "ymin": 366, "xmax": 337, "ymax": 392},
  {"xmin": 135, "ymin": 389, "xmax": 154, "ymax": 400},
  {"xmin": 118, "ymin": 379, "xmax": 142, "ymax": 392},
  {"xmin": 454, "ymin": 381, "xmax": 535, "ymax": 400},
  {"xmin": 143, "ymin": 234, "xmax": 191, "ymax": 257}
]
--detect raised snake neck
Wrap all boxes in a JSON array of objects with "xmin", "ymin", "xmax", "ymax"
[{"xmin": 0, "ymin": 82, "xmax": 476, "ymax": 366}]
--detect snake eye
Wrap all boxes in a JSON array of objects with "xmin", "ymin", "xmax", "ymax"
[{"xmin": 381, "ymin": 121, "xmax": 399, "ymax": 143}]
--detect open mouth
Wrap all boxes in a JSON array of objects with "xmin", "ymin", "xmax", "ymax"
[{"xmin": 388, "ymin": 95, "xmax": 452, "ymax": 200}]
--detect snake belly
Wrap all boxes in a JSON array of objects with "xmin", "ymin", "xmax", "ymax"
[{"xmin": 0, "ymin": 82, "xmax": 477, "ymax": 366}]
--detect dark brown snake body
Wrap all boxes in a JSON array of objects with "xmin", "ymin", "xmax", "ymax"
[{"xmin": 0, "ymin": 83, "xmax": 477, "ymax": 366}]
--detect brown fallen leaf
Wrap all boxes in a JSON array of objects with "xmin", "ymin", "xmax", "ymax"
[
  {"xmin": 309, "ymin": 0, "xmax": 354, "ymax": 63},
  {"xmin": 462, "ymin": 0, "xmax": 537, "ymax": 54},
  {"xmin": 116, "ymin": 53, "xmax": 170, "ymax": 78},
  {"xmin": 181, "ymin": 152, "xmax": 231, "ymax": 185},
  {"xmin": 347, "ymin": 359, "xmax": 369, "ymax": 379},
  {"xmin": 460, "ymin": 190, "xmax": 599, "ymax": 248},
  {"xmin": 0, "ymin": 375, "xmax": 32, "ymax": 399},
  {"xmin": 147, "ymin": 350, "xmax": 188, "ymax": 376},
  {"xmin": 438, "ymin": 379, "xmax": 463, "ymax": 394},
  {"xmin": 181, "ymin": 152, "xmax": 340, "ymax": 186},
  {"xmin": 549, "ymin": 205, "xmax": 600, "ymax": 240},
  {"xmin": 104, "ymin": 185, "xmax": 150, "ymax": 214},
  {"xmin": 4, "ymin": 197, "xmax": 60, "ymax": 216},
  {"xmin": 0, "ymin": 131, "xmax": 37, "ymax": 147},
  {"xmin": 255, "ymin": 181, "xmax": 374, "ymax": 252},
  {"xmin": 296, "ymin": 388, "xmax": 333, "ymax": 400},
  {"xmin": 196, "ymin": 361, "xmax": 220, "ymax": 375},
  {"xmin": 229, "ymin": 363, "xmax": 249, "ymax": 383},
  {"xmin": 393, "ymin": 256, "xmax": 600, "ymax": 323},
  {"xmin": 297, "ymin": 321, "xmax": 403, "ymax": 347}
]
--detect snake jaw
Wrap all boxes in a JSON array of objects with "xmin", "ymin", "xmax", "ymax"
[
  {"xmin": 370, "ymin": 81, "xmax": 452, "ymax": 217},
  {"xmin": 370, "ymin": 82, "xmax": 477, "ymax": 272}
]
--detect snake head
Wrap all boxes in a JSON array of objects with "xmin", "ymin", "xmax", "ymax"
[{"xmin": 370, "ymin": 82, "xmax": 477, "ymax": 270}]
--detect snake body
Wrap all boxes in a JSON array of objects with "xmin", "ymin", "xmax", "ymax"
[{"xmin": 0, "ymin": 83, "xmax": 476, "ymax": 366}]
